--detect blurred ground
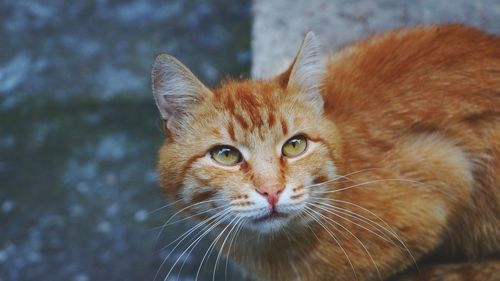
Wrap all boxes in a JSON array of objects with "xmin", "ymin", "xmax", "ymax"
[{"xmin": 0, "ymin": 1, "xmax": 250, "ymax": 281}]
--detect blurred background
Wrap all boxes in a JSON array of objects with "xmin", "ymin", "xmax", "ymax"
[
  {"xmin": 2, "ymin": 0, "xmax": 500, "ymax": 280},
  {"xmin": 0, "ymin": 1, "xmax": 250, "ymax": 280}
]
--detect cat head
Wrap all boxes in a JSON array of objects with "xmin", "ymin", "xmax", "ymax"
[{"xmin": 152, "ymin": 32, "xmax": 341, "ymax": 233}]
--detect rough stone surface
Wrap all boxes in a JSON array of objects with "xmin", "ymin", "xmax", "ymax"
[{"xmin": 252, "ymin": 0, "xmax": 500, "ymax": 78}]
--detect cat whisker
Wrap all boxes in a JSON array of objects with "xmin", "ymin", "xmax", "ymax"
[
  {"xmin": 161, "ymin": 205, "xmax": 228, "ymax": 228},
  {"xmin": 299, "ymin": 210, "xmax": 323, "ymax": 242},
  {"xmin": 282, "ymin": 224, "xmax": 298, "ymax": 243},
  {"xmin": 307, "ymin": 204, "xmax": 383, "ymax": 280},
  {"xmin": 313, "ymin": 178, "xmax": 428, "ymax": 194},
  {"xmin": 166, "ymin": 211, "xmax": 232, "ymax": 281},
  {"xmin": 148, "ymin": 197, "xmax": 184, "ymax": 215},
  {"xmin": 303, "ymin": 207, "xmax": 359, "ymax": 281},
  {"xmin": 147, "ymin": 205, "xmax": 228, "ymax": 232},
  {"xmin": 195, "ymin": 216, "xmax": 239, "ymax": 281},
  {"xmin": 308, "ymin": 199, "xmax": 397, "ymax": 246},
  {"xmin": 307, "ymin": 211, "xmax": 394, "ymax": 260},
  {"xmin": 155, "ymin": 209, "xmax": 230, "ymax": 281},
  {"xmin": 174, "ymin": 214, "xmax": 230, "ymax": 281},
  {"xmin": 225, "ymin": 219, "xmax": 245, "ymax": 281},
  {"xmin": 304, "ymin": 168, "xmax": 381, "ymax": 189},
  {"xmin": 317, "ymin": 197, "xmax": 419, "ymax": 272},
  {"xmin": 156, "ymin": 198, "xmax": 226, "ymax": 241},
  {"xmin": 212, "ymin": 217, "xmax": 244, "ymax": 281},
  {"xmin": 156, "ymin": 211, "xmax": 223, "ymax": 280},
  {"xmin": 305, "ymin": 167, "xmax": 446, "ymax": 198},
  {"xmin": 149, "ymin": 184, "xmax": 224, "ymax": 216},
  {"xmin": 158, "ymin": 208, "xmax": 227, "ymax": 253}
]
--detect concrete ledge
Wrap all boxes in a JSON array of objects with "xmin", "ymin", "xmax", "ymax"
[{"xmin": 252, "ymin": 0, "xmax": 500, "ymax": 78}]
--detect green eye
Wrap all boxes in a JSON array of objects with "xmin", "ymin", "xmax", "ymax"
[
  {"xmin": 210, "ymin": 145, "xmax": 243, "ymax": 166},
  {"xmin": 282, "ymin": 135, "xmax": 307, "ymax": 158}
]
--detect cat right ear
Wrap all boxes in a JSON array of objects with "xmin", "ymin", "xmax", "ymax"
[
  {"xmin": 277, "ymin": 31, "xmax": 325, "ymax": 113},
  {"xmin": 151, "ymin": 53, "xmax": 211, "ymax": 130}
]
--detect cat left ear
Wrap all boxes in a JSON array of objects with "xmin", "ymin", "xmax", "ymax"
[
  {"xmin": 279, "ymin": 31, "xmax": 325, "ymax": 113},
  {"xmin": 152, "ymin": 53, "xmax": 212, "ymax": 131}
]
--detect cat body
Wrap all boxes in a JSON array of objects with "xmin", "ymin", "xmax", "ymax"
[{"xmin": 152, "ymin": 25, "xmax": 500, "ymax": 280}]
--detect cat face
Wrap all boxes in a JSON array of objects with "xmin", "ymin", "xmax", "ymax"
[{"xmin": 153, "ymin": 33, "xmax": 341, "ymax": 233}]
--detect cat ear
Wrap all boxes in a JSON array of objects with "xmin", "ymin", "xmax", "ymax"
[
  {"xmin": 281, "ymin": 31, "xmax": 325, "ymax": 112},
  {"xmin": 151, "ymin": 53, "xmax": 211, "ymax": 128}
]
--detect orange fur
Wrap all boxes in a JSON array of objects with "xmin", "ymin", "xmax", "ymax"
[{"xmin": 152, "ymin": 24, "xmax": 500, "ymax": 280}]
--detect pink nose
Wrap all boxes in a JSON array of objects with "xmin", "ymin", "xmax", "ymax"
[{"xmin": 256, "ymin": 183, "xmax": 284, "ymax": 207}]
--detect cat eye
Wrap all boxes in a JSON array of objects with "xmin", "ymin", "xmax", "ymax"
[
  {"xmin": 210, "ymin": 145, "xmax": 243, "ymax": 166},
  {"xmin": 282, "ymin": 135, "xmax": 308, "ymax": 158}
]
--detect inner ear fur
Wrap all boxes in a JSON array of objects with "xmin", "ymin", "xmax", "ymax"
[
  {"xmin": 151, "ymin": 53, "xmax": 212, "ymax": 131},
  {"xmin": 275, "ymin": 31, "xmax": 325, "ymax": 112}
]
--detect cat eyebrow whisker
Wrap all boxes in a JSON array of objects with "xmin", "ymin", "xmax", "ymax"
[{"xmin": 306, "ymin": 204, "xmax": 382, "ymax": 281}]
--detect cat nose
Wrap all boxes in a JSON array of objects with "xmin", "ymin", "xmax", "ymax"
[{"xmin": 255, "ymin": 183, "xmax": 284, "ymax": 208}]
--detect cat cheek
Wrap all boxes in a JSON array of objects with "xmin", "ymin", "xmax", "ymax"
[{"xmin": 196, "ymin": 171, "xmax": 211, "ymax": 181}]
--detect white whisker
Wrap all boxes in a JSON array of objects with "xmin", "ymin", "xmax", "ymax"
[
  {"xmin": 308, "ymin": 199, "xmax": 397, "ymax": 246},
  {"xmin": 304, "ymin": 168, "xmax": 380, "ymax": 189},
  {"xmin": 316, "ymin": 197, "xmax": 419, "ymax": 272},
  {"xmin": 156, "ymin": 198, "xmax": 226, "ymax": 241},
  {"xmin": 148, "ymin": 198, "xmax": 184, "ymax": 215},
  {"xmin": 172, "ymin": 212, "xmax": 232, "ymax": 281},
  {"xmin": 307, "ymin": 203, "xmax": 382, "ymax": 280},
  {"xmin": 314, "ymin": 178, "xmax": 427, "ymax": 194},
  {"xmin": 195, "ymin": 216, "xmax": 239, "ymax": 281},
  {"xmin": 161, "ymin": 205, "xmax": 227, "ymax": 228},
  {"xmin": 225, "ymin": 220, "xmax": 245, "ymax": 281},
  {"xmin": 155, "ymin": 209, "xmax": 229, "ymax": 281},
  {"xmin": 303, "ymin": 207, "xmax": 358, "ymax": 280},
  {"xmin": 212, "ymin": 217, "xmax": 243, "ymax": 281}
]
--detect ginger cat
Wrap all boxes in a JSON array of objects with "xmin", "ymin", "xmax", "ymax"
[{"xmin": 151, "ymin": 24, "xmax": 500, "ymax": 281}]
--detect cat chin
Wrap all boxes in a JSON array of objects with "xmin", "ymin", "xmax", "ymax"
[
  {"xmin": 243, "ymin": 213, "xmax": 305, "ymax": 234},
  {"xmin": 246, "ymin": 216, "xmax": 289, "ymax": 234}
]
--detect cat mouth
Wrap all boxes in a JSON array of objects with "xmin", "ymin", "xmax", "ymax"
[{"xmin": 252, "ymin": 211, "xmax": 288, "ymax": 223}]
